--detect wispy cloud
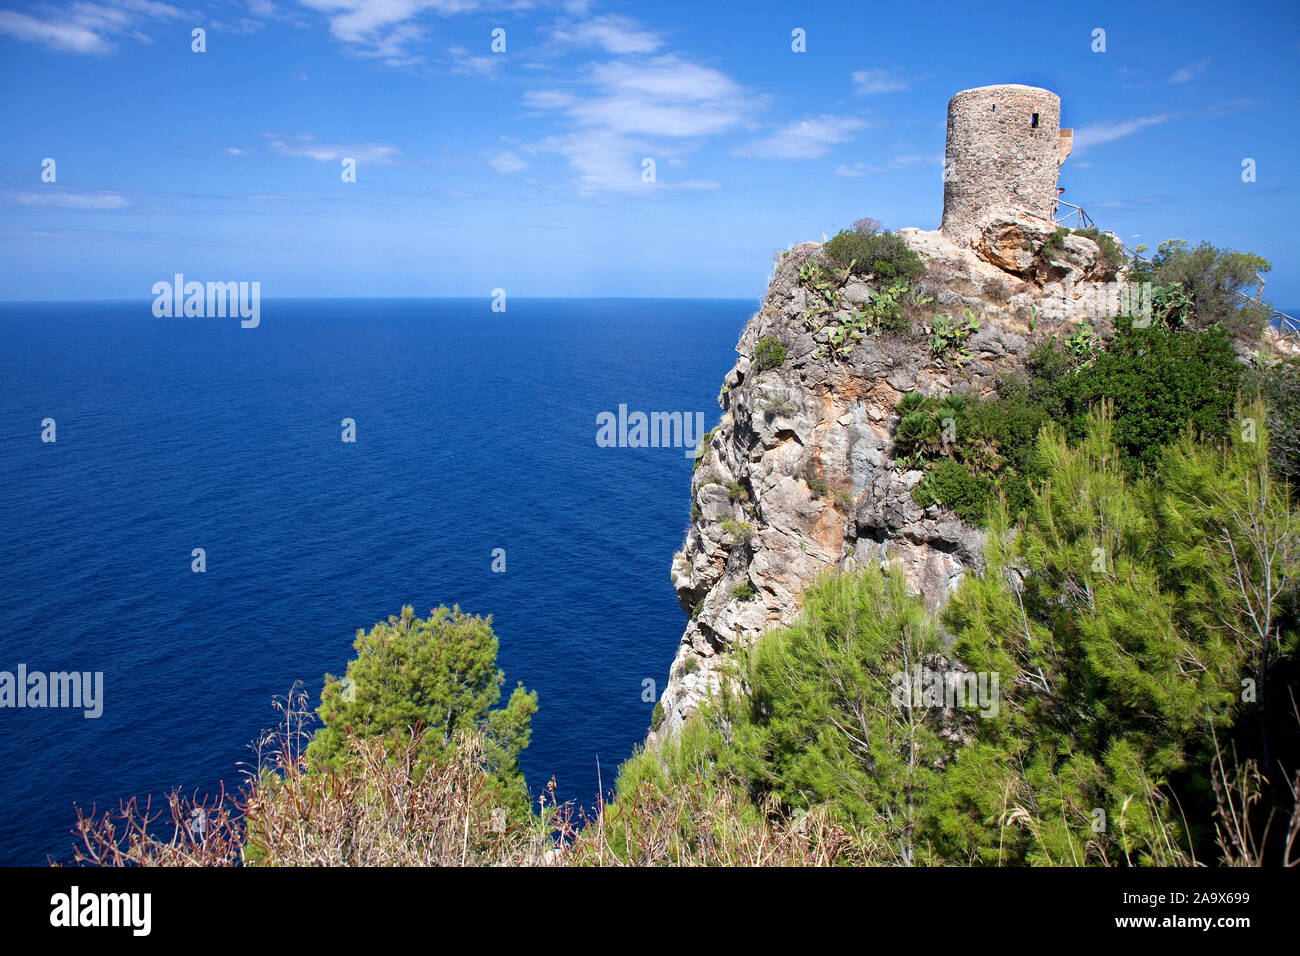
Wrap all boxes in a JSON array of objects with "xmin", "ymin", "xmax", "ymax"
[
  {"xmin": 0, "ymin": 0, "xmax": 183, "ymax": 54},
  {"xmin": 295, "ymin": 0, "xmax": 487, "ymax": 67},
  {"xmin": 851, "ymin": 68, "xmax": 916, "ymax": 95},
  {"xmin": 446, "ymin": 44, "xmax": 499, "ymax": 76},
  {"xmin": 1092, "ymin": 194, "xmax": 1174, "ymax": 210},
  {"xmin": 567, "ymin": 57, "xmax": 761, "ymax": 137},
  {"xmin": 833, "ymin": 153, "xmax": 942, "ymax": 177},
  {"xmin": 550, "ymin": 13, "xmax": 664, "ymax": 54},
  {"xmin": 12, "ymin": 190, "xmax": 131, "ymax": 209},
  {"xmin": 525, "ymin": 53, "xmax": 762, "ymax": 192},
  {"xmin": 1205, "ymin": 97, "xmax": 1255, "ymax": 116},
  {"xmin": 1072, "ymin": 114, "xmax": 1170, "ymax": 152},
  {"xmin": 523, "ymin": 89, "xmax": 578, "ymax": 110},
  {"xmin": 1169, "ymin": 58, "xmax": 1210, "ymax": 84},
  {"xmin": 268, "ymin": 135, "xmax": 401, "ymax": 164},
  {"xmin": 488, "ymin": 149, "xmax": 527, "ymax": 173},
  {"xmin": 738, "ymin": 114, "xmax": 868, "ymax": 160}
]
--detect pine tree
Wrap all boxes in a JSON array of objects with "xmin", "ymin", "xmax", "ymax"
[
  {"xmin": 935, "ymin": 400, "xmax": 1298, "ymax": 864},
  {"xmin": 307, "ymin": 605, "xmax": 538, "ymax": 818}
]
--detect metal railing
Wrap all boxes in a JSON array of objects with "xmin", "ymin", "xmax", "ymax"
[
  {"xmin": 1041, "ymin": 209, "xmax": 1297, "ymax": 338},
  {"xmin": 1053, "ymin": 199, "xmax": 1094, "ymax": 231},
  {"xmin": 1119, "ymin": 242, "xmax": 1299, "ymax": 338}
]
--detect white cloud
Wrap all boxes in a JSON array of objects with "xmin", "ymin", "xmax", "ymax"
[
  {"xmin": 1169, "ymin": 58, "xmax": 1210, "ymax": 84},
  {"xmin": 524, "ymin": 54, "xmax": 763, "ymax": 192},
  {"xmin": 851, "ymin": 68, "xmax": 915, "ymax": 95},
  {"xmin": 1092, "ymin": 194, "xmax": 1173, "ymax": 210},
  {"xmin": 13, "ymin": 190, "xmax": 131, "ymax": 209},
  {"xmin": 489, "ymin": 150, "xmax": 527, "ymax": 173},
  {"xmin": 523, "ymin": 89, "xmax": 578, "ymax": 109},
  {"xmin": 226, "ymin": 147, "xmax": 246, "ymax": 156},
  {"xmin": 268, "ymin": 136, "xmax": 401, "ymax": 163},
  {"xmin": 567, "ymin": 57, "xmax": 758, "ymax": 137},
  {"xmin": 0, "ymin": 1, "xmax": 182, "ymax": 53},
  {"xmin": 738, "ymin": 114, "xmax": 867, "ymax": 159},
  {"xmin": 295, "ymin": 0, "xmax": 485, "ymax": 65},
  {"xmin": 447, "ymin": 44, "xmax": 499, "ymax": 76},
  {"xmin": 833, "ymin": 153, "xmax": 942, "ymax": 176},
  {"xmin": 551, "ymin": 14, "xmax": 664, "ymax": 54},
  {"xmin": 1072, "ymin": 114, "xmax": 1170, "ymax": 152}
]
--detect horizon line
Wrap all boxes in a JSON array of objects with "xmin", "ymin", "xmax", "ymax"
[{"xmin": 0, "ymin": 294, "xmax": 762, "ymax": 305}]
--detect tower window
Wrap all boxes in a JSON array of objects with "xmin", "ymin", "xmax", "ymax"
[{"xmin": 1031, "ymin": 112, "xmax": 1039, "ymax": 128}]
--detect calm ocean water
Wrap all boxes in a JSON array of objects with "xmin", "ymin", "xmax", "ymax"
[{"xmin": 0, "ymin": 298, "xmax": 749, "ymax": 866}]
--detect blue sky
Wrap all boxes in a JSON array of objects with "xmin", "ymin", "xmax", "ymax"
[{"xmin": 0, "ymin": 0, "xmax": 1297, "ymax": 302}]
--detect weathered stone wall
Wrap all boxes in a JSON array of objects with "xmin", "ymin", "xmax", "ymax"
[{"xmin": 941, "ymin": 85, "xmax": 1063, "ymax": 247}]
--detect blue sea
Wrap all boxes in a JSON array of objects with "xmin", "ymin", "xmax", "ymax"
[{"xmin": 0, "ymin": 298, "xmax": 749, "ymax": 866}]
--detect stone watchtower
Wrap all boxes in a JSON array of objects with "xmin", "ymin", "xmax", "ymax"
[{"xmin": 940, "ymin": 84, "xmax": 1073, "ymax": 247}]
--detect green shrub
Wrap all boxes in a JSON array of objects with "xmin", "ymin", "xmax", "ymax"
[
  {"xmin": 1069, "ymin": 227, "xmax": 1124, "ymax": 275},
  {"xmin": 726, "ymin": 480, "xmax": 749, "ymax": 503},
  {"xmin": 651, "ymin": 700, "xmax": 665, "ymax": 732},
  {"xmin": 893, "ymin": 386, "xmax": 1046, "ymax": 526},
  {"xmin": 823, "ymin": 227, "xmax": 924, "ymax": 282},
  {"xmin": 732, "ymin": 580, "xmax": 756, "ymax": 600},
  {"xmin": 912, "ymin": 458, "xmax": 996, "ymax": 524},
  {"xmin": 720, "ymin": 518, "xmax": 753, "ymax": 543},
  {"xmin": 719, "ymin": 567, "xmax": 949, "ymax": 851},
  {"xmin": 937, "ymin": 401, "xmax": 1297, "ymax": 865},
  {"xmin": 308, "ymin": 605, "xmax": 538, "ymax": 820},
  {"xmin": 1042, "ymin": 227, "xmax": 1068, "ymax": 255},
  {"xmin": 1026, "ymin": 318, "xmax": 1241, "ymax": 476},
  {"xmin": 754, "ymin": 335, "xmax": 787, "ymax": 371},
  {"xmin": 1125, "ymin": 239, "xmax": 1271, "ymax": 341}
]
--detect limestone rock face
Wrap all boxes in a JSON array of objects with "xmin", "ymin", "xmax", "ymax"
[
  {"xmin": 648, "ymin": 232, "xmax": 1130, "ymax": 745},
  {"xmin": 976, "ymin": 212, "xmax": 1058, "ymax": 275}
]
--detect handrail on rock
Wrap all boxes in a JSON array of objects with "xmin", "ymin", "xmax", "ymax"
[
  {"xmin": 1052, "ymin": 199, "xmax": 1094, "ymax": 231},
  {"xmin": 1117, "ymin": 242, "xmax": 1299, "ymax": 338}
]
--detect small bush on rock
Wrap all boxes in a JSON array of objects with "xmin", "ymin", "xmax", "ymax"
[
  {"xmin": 754, "ymin": 335, "xmax": 787, "ymax": 371},
  {"xmin": 824, "ymin": 227, "xmax": 924, "ymax": 283}
]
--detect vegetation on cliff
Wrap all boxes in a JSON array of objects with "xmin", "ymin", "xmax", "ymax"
[
  {"xmin": 902, "ymin": 314, "xmax": 1244, "ymax": 522},
  {"xmin": 602, "ymin": 399, "xmax": 1300, "ymax": 866},
  {"xmin": 71, "ymin": 234, "xmax": 1300, "ymax": 867}
]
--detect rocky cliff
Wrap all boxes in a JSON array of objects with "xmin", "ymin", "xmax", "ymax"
[{"xmin": 651, "ymin": 214, "xmax": 1133, "ymax": 743}]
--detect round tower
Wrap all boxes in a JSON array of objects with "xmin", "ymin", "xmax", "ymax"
[{"xmin": 940, "ymin": 84, "xmax": 1069, "ymax": 247}]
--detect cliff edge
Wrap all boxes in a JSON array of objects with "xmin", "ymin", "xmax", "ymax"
[{"xmin": 652, "ymin": 219, "xmax": 1134, "ymax": 742}]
